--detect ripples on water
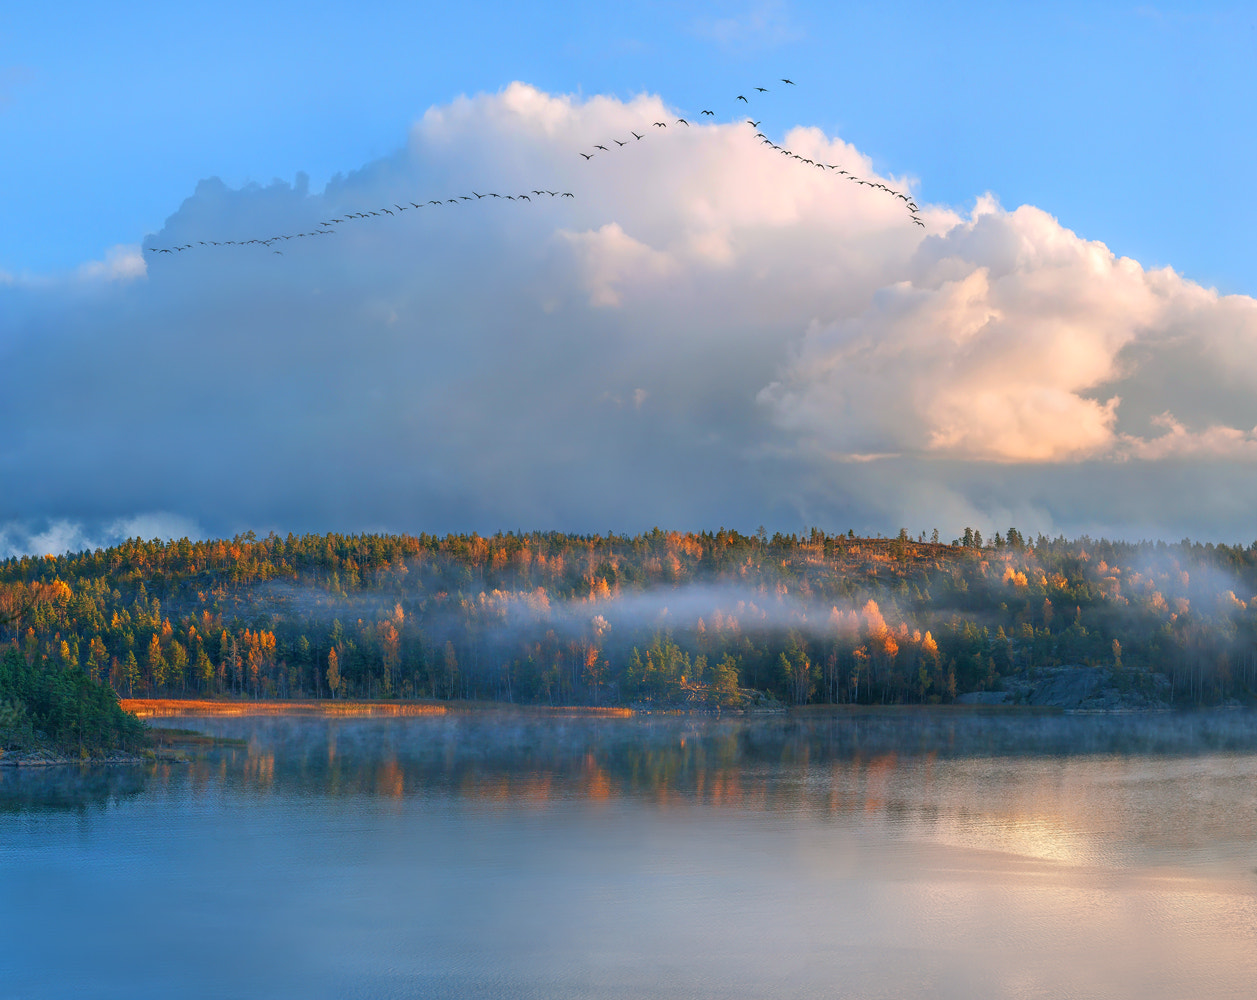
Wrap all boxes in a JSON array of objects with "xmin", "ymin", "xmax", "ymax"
[{"xmin": 3, "ymin": 710, "xmax": 1256, "ymax": 999}]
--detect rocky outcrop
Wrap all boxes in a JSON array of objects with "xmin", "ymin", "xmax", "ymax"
[{"xmin": 955, "ymin": 665, "xmax": 1172, "ymax": 712}]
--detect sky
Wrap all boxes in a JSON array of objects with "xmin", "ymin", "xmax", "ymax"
[{"xmin": 3, "ymin": 1, "xmax": 1257, "ymax": 555}]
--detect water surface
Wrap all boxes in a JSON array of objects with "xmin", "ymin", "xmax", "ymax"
[{"xmin": 3, "ymin": 710, "xmax": 1256, "ymax": 999}]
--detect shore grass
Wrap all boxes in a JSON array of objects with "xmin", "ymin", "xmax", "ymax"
[{"xmin": 121, "ymin": 698, "xmax": 635, "ymax": 719}]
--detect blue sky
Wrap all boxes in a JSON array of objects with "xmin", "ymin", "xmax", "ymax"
[
  {"xmin": 5, "ymin": 1, "xmax": 1254, "ymax": 290},
  {"xmin": 3, "ymin": 1, "xmax": 1257, "ymax": 553}
]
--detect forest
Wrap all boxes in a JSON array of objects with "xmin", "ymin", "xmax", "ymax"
[{"xmin": 3, "ymin": 526, "xmax": 1257, "ymax": 713}]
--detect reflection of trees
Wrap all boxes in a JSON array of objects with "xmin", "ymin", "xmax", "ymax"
[
  {"xmin": 170, "ymin": 713, "xmax": 1257, "ymax": 818},
  {"xmin": 18, "ymin": 711, "xmax": 1256, "ymax": 822},
  {"xmin": 0, "ymin": 763, "xmax": 148, "ymax": 814}
]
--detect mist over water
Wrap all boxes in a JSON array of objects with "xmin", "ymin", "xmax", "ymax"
[{"xmin": 3, "ymin": 711, "xmax": 1257, "ymax": 999}]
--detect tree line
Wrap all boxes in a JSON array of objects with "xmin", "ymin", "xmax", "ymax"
[{"xmin": 3, "ymin": 527, "xmax": 1257, "ymax": 711}]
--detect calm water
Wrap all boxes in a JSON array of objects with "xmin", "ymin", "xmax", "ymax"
[{"xmin": 3, "ymin": 710, "xmax": 1257, "ymax": 999}]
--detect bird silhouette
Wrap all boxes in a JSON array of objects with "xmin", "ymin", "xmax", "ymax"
[
  {"xmin": 701, "ymin": 110, "xmax": 714, "ymax": 115},
  {"xmin": 677, "ymin": 118, "xmax": 689, "ymax": 125},
  {"xmin": 755, "ymin": 87, "xmax": 768, "ymax": 93},
  {"xmin": 580, "ymin": 152, "xmax": 594, "ymax": 159},
  {"xmin": 781, "ymin": 78, "xmax": 795, "ymax": 85},
  {"xmin": 595, "ymin": 144, "xmax": 608, "ymax": 151},
  {"xmin": 736, "ymin": 95, "xmax": 748, "ymax": 102},
  {"xmin": 653, "ymin": 121, "xmax": 667, "ymax": 127},
  {"xmin": 631, "ymin": 131, "xmax": 643, "ymax": 139}
]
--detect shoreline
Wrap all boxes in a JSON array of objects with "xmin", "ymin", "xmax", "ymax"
[
  {"xmin": 121, "ymin": 697, "xmax": 637, "ymax": 718},
  {"xmin": 120, "ymin": 697, "xmax": 1196, "ymax": 721},
  {"xmin": 0, "ymin": 748, "xmax": 187, "ymax": 768}
]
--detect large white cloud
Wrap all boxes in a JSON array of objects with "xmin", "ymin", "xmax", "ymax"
[
  {"xmin": 758, "ymin": 197, "xmax": 1257, "ymax": 464},
  {"xmin": 3, "ymin": 82, "xmax": 1257, "ymax": 551}
]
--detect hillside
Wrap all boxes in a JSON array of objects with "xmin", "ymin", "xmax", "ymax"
[{"xmin": 3, "ymin": 528, "xmax": 1256, "ymax": 709}]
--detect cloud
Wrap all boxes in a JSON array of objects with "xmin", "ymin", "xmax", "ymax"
[
  {"xmin": 0, "ymin": 513, "xmax": 201, "ymax": 560},
  {"xmin": 3, "ymin": 82, "xmax": 1257, "ymax": 551},
  {"xmin": 76, "ymin": 244, "xmax": 147, "ymax": 282},
  {"xmin": 759, "ymin": 201, "xmax": 1167, "ymax": 463}
]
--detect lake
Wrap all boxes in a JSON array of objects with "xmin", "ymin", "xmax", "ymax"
[{"xmin": 3, "ymin": 710, "xmax": 1257, "ymax": 999}]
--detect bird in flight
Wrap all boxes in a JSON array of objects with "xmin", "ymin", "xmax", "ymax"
[
  {"xmin": 654, "ymin": 121, "xmax": 667, "ymax": 127},
  {"xmin": 747, "ymin": 120, "xmax": 761, "ymax": 127},
  {"xmin": 736, "ymin": 95, "xmax": 748, "ymax": 102},
  {"xmin": 755, "ymin": 87, "xmax": 768, "ymax": 93},
  {"xmin": 580, "ymin": 152, "xmax": 594, "ymax": 159},
  {"xmin": 614, "ymin": 139, "xmax": 626, "ymax": 146},
  {"xmin": 781, "ymin": 78, "xmax": 795, "ymax": 85},
  {"xmin": 595, "ymin": 144, "xmax": 608, "ymax": 151},
  {"xmin": 677, "ymin": 118, "xmax": 689, "ymax": 125},
  {"xmin": 701, "ymin": 109, "xmax": 714, "ymax": 115},
  {"xmin": 631, "ymin": 131, "xmax": 643, "ymax": 139},
  {"xmin": 562, "ymin": 192, "xmax": 574, "ymax": 197}
]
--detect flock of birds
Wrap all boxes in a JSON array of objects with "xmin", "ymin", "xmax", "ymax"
[
  {"xmin": 577, "ymin": 78, "xmax": 923, "ymax": 228},
  {"xmin": 148, "ymin": 78, "xmax": 923, "ymax": 256},
  {"xmin": 147, "ymin": 190, "xmax": 574, "ymax": 255}
]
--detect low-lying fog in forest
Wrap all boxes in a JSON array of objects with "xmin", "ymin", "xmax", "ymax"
[{"xmin": 4, "ymin": 528, "xmax": 1257, "ymax": 709}]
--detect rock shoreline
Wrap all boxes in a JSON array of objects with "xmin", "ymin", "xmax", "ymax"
[
  {"xmin": 0, "ymin": 748, "xmax": 187, "ymax": 767},
  {"xmin": 955, "ymin": 665, "xmax": 1174, "ymax": 712}
]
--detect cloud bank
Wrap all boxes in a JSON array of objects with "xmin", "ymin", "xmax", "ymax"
[{"xmin": 3, "ymin": 82, "xmax": 1257, "ymax": 554}]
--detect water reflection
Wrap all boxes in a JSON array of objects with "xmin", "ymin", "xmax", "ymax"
[
  {"xmin": 0, "ymin": 763, "xmax": 148, "ymax": 814},
  {"xmin": 111, "ymin": 711, "xmax": 1256, "ymax": 865},
  {"xmin": 9, "ymin": 710, "xmax": 1257, "ymax": 825},
  {"xmin": 5, "ymin": 711, "xmax": 1257, "ymax": 1000}
]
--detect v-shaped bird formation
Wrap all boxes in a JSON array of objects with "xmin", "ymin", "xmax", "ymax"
[
  {"xmin": 576, "ymin": 78, "xmax": 923, "ymax": 227},
  {"xmin": 148, "ymin": 77, "xmax": 923, "ymax": 257}
]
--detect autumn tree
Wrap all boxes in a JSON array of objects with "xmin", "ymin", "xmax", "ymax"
[{"xmin": 326, "ymin": 648, "xmax": 341, "ymax": 699}]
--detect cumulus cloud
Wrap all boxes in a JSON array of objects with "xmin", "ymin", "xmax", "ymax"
[
  {"xmin": 2, "ymin": 82, "xmax": 1257, "ymax": 554},
  {"xmin": 0, "ymin": 513, "xmax": 201, "ymax": 560},
  {"xmin": 758, "ymin": 198, "xmax": 1257, "ymax": 465}
]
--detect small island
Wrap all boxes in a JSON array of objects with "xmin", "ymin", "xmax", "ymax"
[{"xmin": 1, "ymin": 647, "xmax": 149, "ymax": 765}]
